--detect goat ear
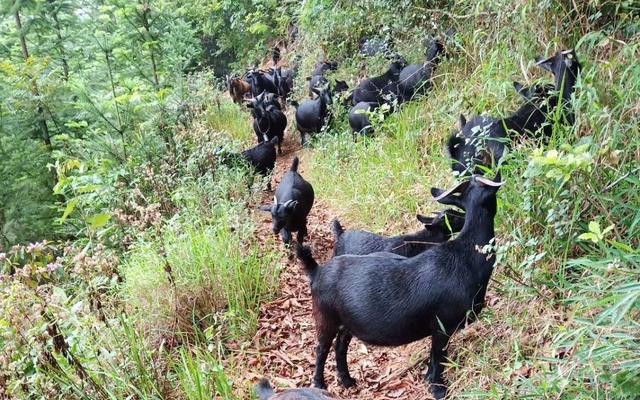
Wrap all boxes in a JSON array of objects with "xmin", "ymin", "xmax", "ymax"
[
  {"xmin": 459, "ymin": 114, "xmax": 467, "ymax": 128},
  {"xmin": 416, "ymin": 214, "xmax": 434, "ymax": 226},
  {"xmin": 283, "ymin": 200, "xmax": 298, "ymax": 211},
  {"xmin": 431, "ymin": 180, "xmax": 470, "ymax": 207}
]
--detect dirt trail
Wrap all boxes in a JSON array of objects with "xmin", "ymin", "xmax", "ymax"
[{"xmin": 240, "ymin": 127, "xmax": 433, "ymax": 399}]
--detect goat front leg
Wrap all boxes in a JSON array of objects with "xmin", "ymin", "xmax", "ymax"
[
  {"xmin": 280, "ymin": 229, "xmax": 292, "ymax": 244},
  {"xmin": 296, "ymin": 223, "xmax": 308, "ymax": 244},
  {"xmin": 427, "ymin": 331, "xmax": 450, "ymax": 400},
  {"xmin": 335, "ymin": 328, "xmax": 356, "ymax": 388}
]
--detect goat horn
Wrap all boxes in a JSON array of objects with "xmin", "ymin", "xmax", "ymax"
[
  {"xmin": 475, "ymin": 176, "xmax": 505, "ymax": 187},
  {"xmin": 535, "ymin": 55, "xmax": 554, "ymax": 65}
]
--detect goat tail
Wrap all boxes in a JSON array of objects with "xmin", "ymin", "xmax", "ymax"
[
  {"xmin": 331, "ymin": 219, "xmax": 344, "ymax": 239},
  {"xmin": 290, "ymin": 156, "xmax": 300, "ymax": 172},
  {"xmin": 295, "ymin": 243, "xmax": 318, "ymax": 280},
  {"xmin": 255, "ymin": 378, "xmax": 275, "ymax": 400}
]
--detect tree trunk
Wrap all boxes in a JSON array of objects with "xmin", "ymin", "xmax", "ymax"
[
  {"xmin": 140, "ymin": 3, "xmax": 160, "ymax": 88},
  {"xmin": 51, "ymin": 11, "xmax": 70, "ymax": 81},
  {"xmin": 14, "ymin": 10, "xmax": 52, "ymax": 147}
]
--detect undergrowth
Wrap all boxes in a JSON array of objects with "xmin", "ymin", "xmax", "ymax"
[{"xmin": 1, "ymin": 0, "xmax": 638, "ymax": 399}]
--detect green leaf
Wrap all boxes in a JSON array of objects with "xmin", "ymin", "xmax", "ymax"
[
  {"xmin": 588, "ymin": 221, "xmax": 602, "ymax": 236},
  {"xmin": 87, "ymin": 213, "xmax": 111, "ymax": 229},
  {"xmin": 60, "ymin": 199, "xmax": 79, "ymax": 223},
  {"xmin": 578, "ymin": 232, "xmax": 598, "ymax": 243}
]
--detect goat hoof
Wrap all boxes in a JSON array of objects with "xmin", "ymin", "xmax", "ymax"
[
  {"xmin": 313, "ymin": 380, "xmax": 327, "ymax": 390},
  {"xmin": 431, "ymin": 384, "xmax": 447, "ymax": 400},
  {"xmin": 339, "ymin": 376, "xmax": 356, "ymax": 388}
]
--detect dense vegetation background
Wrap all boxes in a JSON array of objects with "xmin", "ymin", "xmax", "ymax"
[{"xmin": 1, "ymin": 0, "xmax": 638, "ymax": 399}]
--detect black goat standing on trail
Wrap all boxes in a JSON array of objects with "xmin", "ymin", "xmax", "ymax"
[
  {"xmin": 241, "ymin": 136, "xmax": 279, "ymax": 191},
  {"xmin": 332, "ymin": 209, "xmax": 465, "ymax": 257},
  {"xmin": 294, "ymin": 84, "xmax": 338, "ymax": 145},
  {"xmin": 397, "ymin": 38, "xmax": 445, "ymax": 102},
  {"xmin": 260, "ymin": 157, "xmax": 314, "ymax": 244},
  {"xmin": 308, "ymin": 60, "xmax": 338, "ymax": 97},
  {"xmin": 246, "ymin": 69, "xmax": 280, "ymax": 98},
  {"xmin": 256, "ymin": 378, "xmax": 333, "ymax": 400},
  {"xmin": 295, "ymin": 174, "xmax": 504, "ymax": 400},
  {"xmin": 276, "ymin": 67, "xmax": 295, "ymax": 100},
  {"xmin": 351, "ymin": 58, "xmax": 407, "ymax": 106},
  {"xmin": 246, "ymin": 91, "xmax": 286, "ymax": 155},
  {"xmin": 448, "ymin": 50, "xmax": 581, "ymax": 175}
]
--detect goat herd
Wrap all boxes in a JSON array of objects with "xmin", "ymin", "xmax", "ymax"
[{"xmin": 224, "ymin": 35, "xmax": 582, "ymax": 400}]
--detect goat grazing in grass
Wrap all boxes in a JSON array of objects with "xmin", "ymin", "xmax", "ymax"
[
  {"xmin": 332, "ymin": 209, "xmax": 465, "ymax": 257},
  {"xmin": 256, "ymin": 378, "xmax": 334, "ymax": 400},
  {"xmin": 535, "ymin": 49, "xmax": 582, "ymax": 126},
  {"xmin": 448, "ymin": 50, "xmax": 581, "ymax": 175},
  {"xmin": 241, "ymin": 136, "xmax": 279, "ymax": 191},
  {"xmin": 308, "ymin": 60, "xmax": 338, "ymax": 97},
  {"xmin": 351, "ymin": 58, "xmax": 407, "ymax": 105},
  {"xmin": 260, "ymin": 157, "xmax": 314, "ymax": 244},
  {"xmin": 296, "ymin": 174, "xmax": 504, "ymax": 400},
  {"xmin": 398, "ymin": 38, "xmax": 444, "ymax": 102}
]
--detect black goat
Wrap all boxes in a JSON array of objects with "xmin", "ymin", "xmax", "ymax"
[
  {"xmin": 276, "ymin": 67, "xmax": 295, "ymax": 100},
  {"xmin": 256, "ymin": 378, "xmax": 333, "ymax": 400},
  {"xmin": 348, "ymin": 101, "xmax": 376, "ymax": 137},
  {"xmin": 247, "ymin": 91, "xmax": 287, "ymax": 155},
  {"xmin": 308, "ymin": 61, "xmax": 338, "ymax": 97},
  {"xmin": 295, "ymin": 174, "xmax": 504, "ymax": 400},
  {"xmin": 397, "ymin": 39, "xmax": 444, "ymax": 102},
  {"xmin": 535, "ymin": 49, "xmax": 582, "ymax": 126},
  {"xmin": 351, "ymin": 59, "xmax": 407, "ymax": 105},
  {"xmin": 331, "ymin": 209, "xmax": 465, "ymax": 257},
  {"xmin": 246, "ymin": 69, "xmax": 280, "ymax": 97},
  {"xmin": 348, "ymin": 100, "xmax": 394, "ymax": 137},
  {"xmin": 294, "ymin": 86, "xmax": 333, "ymax": 145},
  {"xmin": 260, "ymin": 157, "xmax": 314, "ymax": 244},
  {"xmin": 448, "ymin": 81, "xmax": 558, "ymax": 174},
  {"xmin": 446, "ymin": 84, "xmax": 555, "ymax": 175},
  {"xmin": 448, "ymin": 50, "xmax": 581, "ymax": 175},
  {"xmin": 241, "ymin": 136, "xmax": 279, "ymax": 191}
]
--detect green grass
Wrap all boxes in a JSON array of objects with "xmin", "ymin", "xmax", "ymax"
[
  {"xmin": 300, "ymin": 1, "xmax": 640, "ymax": 398},
  {"xmin": 2, "ymin": 1, "xmax": 638, "ymax": 399}
]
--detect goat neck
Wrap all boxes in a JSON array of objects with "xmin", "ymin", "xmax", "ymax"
[{"xmin": 455, "ymin": 192, "xmax": 497, "ymax": 251}]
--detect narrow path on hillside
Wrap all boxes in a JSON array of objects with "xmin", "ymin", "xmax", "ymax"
[{"xmin": 237, "ymin": 123, "xmax": 433, "ymax": 399}]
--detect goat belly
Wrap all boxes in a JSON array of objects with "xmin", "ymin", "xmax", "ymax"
[{"xmin": 330, "ymin": 257, "xmax": 439, "ymax": 346}]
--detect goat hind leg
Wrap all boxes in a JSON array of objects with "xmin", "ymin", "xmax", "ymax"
[
  {"xmin": 335, "ymin": 328, "xmax": 356, "ymax": 388},
  {"xmin": 313, "ymin": 329, "xmax": 338, "ymax": 389}
]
